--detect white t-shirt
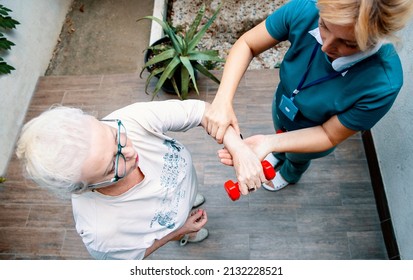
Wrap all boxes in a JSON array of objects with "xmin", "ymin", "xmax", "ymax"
[{"xmin": 71, "ymin": 100, "xmax": 205, "ymax": 259}]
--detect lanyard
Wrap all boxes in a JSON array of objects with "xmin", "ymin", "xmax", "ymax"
[{"xmin": 291, "ymin": 44, "xmax": 347, "ymax": 100}]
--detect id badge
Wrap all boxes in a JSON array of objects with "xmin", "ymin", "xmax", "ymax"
[{"xmin": 279, "ymin": 95, "xmax": 299, "ymax": 121}]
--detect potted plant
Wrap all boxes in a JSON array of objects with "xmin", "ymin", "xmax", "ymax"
[{"xmin": 138, "ymin": 3, "xmax": 225, "ymax": 100}]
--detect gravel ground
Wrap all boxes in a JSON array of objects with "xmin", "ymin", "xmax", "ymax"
[{"xmin": 168, "ymin": 0, "xmax": 289, "ymax": 69}]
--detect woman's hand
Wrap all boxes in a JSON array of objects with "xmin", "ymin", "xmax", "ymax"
[
  {"xmin": 242, "ymin": 134, "xmax": 269, "ymax": 160},
  {"xmin": 217, "ymin": 148, "xmax": 234, "ymax": 166},
  {"xmin": 219, "ymin": 144, "xmax": 267, "ymax": 195},
  {"xmin": 218, "ymin": 134, "xmax": 268, "ymax": 165},
  {"xmin": 144, "ymin": 209, "xmax": 207, "ymax": 258},
  {"xmin": 180, "ymin": 209, "xmax": 208, "ymax": 236},
  {"xmin": 218, "ymin": 132, "xmax": 273, "ymax": 195},
  {"xmin": 204, "ymin": 99, "xmax": 240, "ymax": 144}
]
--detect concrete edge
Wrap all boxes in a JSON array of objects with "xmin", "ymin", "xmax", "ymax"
[{"xmin": 149, "ymin": 0, "xmax": 167, "ymax": 45}]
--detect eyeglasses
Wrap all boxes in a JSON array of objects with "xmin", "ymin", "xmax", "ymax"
[{"xmin": 87, "ymin": 119, "xmax": 127, "ymax": 189}]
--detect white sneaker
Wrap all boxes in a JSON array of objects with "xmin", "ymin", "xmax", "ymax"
[
  {"xmin": 179, "ymin": 228, "xmax": 209, "ymax": 246},
  {"xmin": 192, "ymin": 193, "xmax": 205, "ymax": 208},
  {"xmin": 262, "ymin": 171, "xmax": 289, "ymax": 192}
]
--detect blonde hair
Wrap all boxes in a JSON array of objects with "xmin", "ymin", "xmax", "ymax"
[
  {"xmin": 16, "ymin": 106, "xmax": 93, "ymax": 197},
  {"xmin": 317, "ymin": 0, "xmax": 413, "ymax": 50}
]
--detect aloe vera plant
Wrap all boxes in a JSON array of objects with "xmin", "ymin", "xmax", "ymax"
[{"xmin": 138, "ymin": 3, "xmax": 225, "ymax": 100}]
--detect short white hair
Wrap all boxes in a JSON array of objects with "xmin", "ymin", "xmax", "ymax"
[{"xmin": 16, "ymin": 106, "xmax": 93, "ymax": 197}]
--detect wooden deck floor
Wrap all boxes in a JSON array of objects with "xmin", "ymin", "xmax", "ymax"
[{"xmin": 0, "ymin": 69, "xmax": 387, "ymax": 260}]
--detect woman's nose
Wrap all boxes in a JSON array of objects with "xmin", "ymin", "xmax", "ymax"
[
  {"xmin": 321, "ymin": 35, "xmax": 336, "ymax": 53},
  {"xmin": 121, "ymin": 145, "xmax": 135, "ymax": 159}
]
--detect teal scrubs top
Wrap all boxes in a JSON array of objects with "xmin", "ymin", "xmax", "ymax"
[{"xmin": 265, "ymin": 0, "xmax": 403, "ymax": 131}]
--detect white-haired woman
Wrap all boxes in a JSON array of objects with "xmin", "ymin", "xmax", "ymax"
[{"xmin": 16, "ymin": 99, "xmax": 263, "ymax": 259}]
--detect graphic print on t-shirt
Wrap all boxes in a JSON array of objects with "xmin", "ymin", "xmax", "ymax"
[{"xmin": 150, "ymin": 139, "xmax": 187, "ymax": 229}]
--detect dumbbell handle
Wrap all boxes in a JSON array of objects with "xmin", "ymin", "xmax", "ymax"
[{"xmin": 224, "ymin": 160, "xmax": 275, "ymax": 201}]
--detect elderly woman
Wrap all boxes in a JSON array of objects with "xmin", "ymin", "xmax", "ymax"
[
  {"xmin": 205, "ymin": 0, "xmax": 413, "ymax": 193},
  {"xmin": 16, "ymin": 99, "xmax": 264, "ymax": 259}
]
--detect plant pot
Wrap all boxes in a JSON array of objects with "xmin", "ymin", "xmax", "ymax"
[{"xmin": 144, "ymin": 37, "xmax": 171, "ymax": 76}]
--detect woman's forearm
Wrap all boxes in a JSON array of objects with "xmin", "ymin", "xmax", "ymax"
[
  {"xmin": 263, "ymin": 126, "xmax": 335, "ymax": 155},
  {"xmin": 256, "ymin": 116, "xmax": 357, "ymax": 159},
  {"xmin": 214, "ymin": 38, "xmax": 254, "ymax": 103},
  {"xmin": 144, "ymin": 228, "xmax": 185, "ymax": 258}
]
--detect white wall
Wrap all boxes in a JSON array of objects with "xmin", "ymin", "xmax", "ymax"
[
  {"xmin": 0, "ymin": 0, "xmax": 73, "ymax": 176},
  {"xmin": 150, "ymin": 0, "xmax": 167, "ymax": 45},
  {"xmin": 372, "ymin": 19, "xmax": 413, "ymax": 259}
]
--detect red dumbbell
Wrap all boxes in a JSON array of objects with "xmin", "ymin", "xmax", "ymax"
[{"xmin": 224, "ymin": 160, "xmax": 276, "ymax": 201}]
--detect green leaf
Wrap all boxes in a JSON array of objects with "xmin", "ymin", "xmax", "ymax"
[
  {"xmin": 167, "ymin": 30, "xmax": 183, "ymax": 54},
  {"xmin": 180, "ymin": 56, "xmax": 198, "ymax": 95},
  {"xmin": 193, "ymin": 62, "xmax": 221, "ymax": 84},
  {"xmin": 185, "ymin": 4, "xmax": 205, "ymax": 42},
  {"xmin": 173, "ymin": 34, "xmax": 185, "ymax": 54},
  {"xmin": 0, "ymin": 176, "xmax": 6, "ymax": 183},
  {"xmin": 0, "ymin": 16, "xmax": 20, "ymax": 29},
  {"xmin": 187, "ymin": 3, "xmax": 222, "ymax": 51},
  {"xmin": 0, "ymin": 61, "xmax": 15, "ymax": 74},
  {"xmin": 137, "ymin": 16, "xmax": 169, "ymax": 34},
  {"xmin": 180, "ymin": 66, "xmax": 190, "ymax": 99},
  {"xmin": 0, "ymin": 5, "xmax": 12, "ymax": 13},
  {"xmin": 0, "ymin": 36, "xmax": 15, "ymax": 50},
  {"xmin": 0, "ymin": 9, "xmax": 9, "ymax": 16},
  {"xmin": 138, "ymin": 16, "xmax": 182, "ymax": 53},
  {"xmin": 151, "ymin": 56, "xmax": 181, "ymax": 98},
  {"xmin": 144, "ymin": 67, "xmax": 165, "ymax": 95},
  {"xmin": 188, "ymin": 50, "xmax": 225, "ymax": 62},
  {"xmin": 170, "ymin": 76, "xmax": 181, "ymax": 99},
  {"xmin": 144, "ymin": 48, "xmax": 176, "ymax": 68}
]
